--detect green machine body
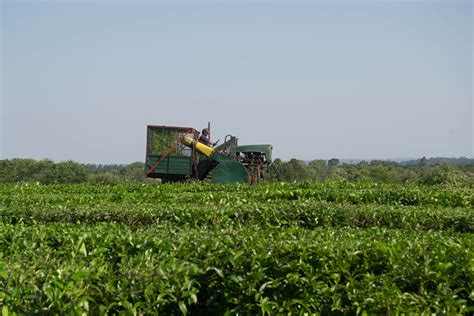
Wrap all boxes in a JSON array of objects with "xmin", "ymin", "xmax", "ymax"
[{"xmin": 145, "ymin": 125, "xmax": 272, "ymax": 184}]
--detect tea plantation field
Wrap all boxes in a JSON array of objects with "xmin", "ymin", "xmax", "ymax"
[{"xmin": 1, "ymin": 181, "xmax": 473, "ymax": 314}]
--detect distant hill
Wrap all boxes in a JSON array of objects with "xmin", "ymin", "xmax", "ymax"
[
  {"xmin": 328, "ymin": 157, "xmax": 474, "ymax": 165},
  {"xmin": 338, "ymin": 158, "xmax": 416, "ymax": 165},
  {"xmin": 400, "ymin": 157, "xmax": 474, "ymax": 166}
]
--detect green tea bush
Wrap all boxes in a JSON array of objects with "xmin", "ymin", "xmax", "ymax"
[{"xmin": 1, "ymin": 182, "xmax": 472, "ymax": 314}]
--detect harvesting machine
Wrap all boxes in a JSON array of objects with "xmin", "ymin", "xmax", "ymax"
[{"xmin": 145, "ymin": 124, "xmax": 272, "ymax": 183}]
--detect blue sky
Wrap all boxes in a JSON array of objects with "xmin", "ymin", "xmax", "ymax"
[{"xmin": 1, "ymin": 0, "xmax": 472, "ymax": 163}]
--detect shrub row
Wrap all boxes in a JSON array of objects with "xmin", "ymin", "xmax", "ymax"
[
  {"xmin": 1, "ymin": 224, "xmax": 472, "ymax": 315},
  {"xmin": 2, "ymin": 200, "xmax": 472, "ymax": 233},
  {"xmin": 1, "ymin": 181, "xmax": 472, "ymax": 208}
]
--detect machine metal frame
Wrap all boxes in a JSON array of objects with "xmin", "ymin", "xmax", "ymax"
[{"xmin": 145, "ymin": 124, "xmax": 272, "ymax": 183}]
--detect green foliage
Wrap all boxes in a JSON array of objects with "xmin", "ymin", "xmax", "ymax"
[
  {"xmin": 418, "ymin": 165, "xmax": 471, "ymax": 187},
  {"xmin": 0, "ymin": 182, "xmax": 472, "ymax": 314},
  {"xmin": 89, "ymin": 172, "xmax": 122, "ymax": 184},
  {"xmin": 0, "ymin": 159, "xmax": 146, "ymax": 184},
  {"xmin": 46, "ymin": 161, "xmax": 88, "ymax": 184},
  {"xmin": 1, "ymin": 158, "xmax": 473, "ymax": 187},
  {"xmin": 151, "ymin": 129, "xmax": 189, "ymax": 157},
  {"xmin": 1, "ymin": 182, "xmax": 472, "ymax": 229},
  {"xmin": 265, "ymin": 159, "xmax": 474, "ymax": 188},
  {"xmin": 120, "ymin": 162, "xmax": 146, "ymax": 182},
  {"xmin": 0, "ymin": 159, "xmax": 55, "ymax": 183},
  {"xmin": 0, "ymin": 159, "xmax": 87, "ymax": 184}
]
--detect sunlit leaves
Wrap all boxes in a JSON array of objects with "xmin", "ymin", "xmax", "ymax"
[{"xmin": 0, "ymin": 182, "xmax": 472, "ymax": 314}]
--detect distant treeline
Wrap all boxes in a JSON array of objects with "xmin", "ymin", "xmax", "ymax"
[
  {"xmin": 1, "ymin": 158, "xmax": 473, "ymax": 187},
  {"xmin": 266, "ymin": 158, "xmax": 474, "ymax": 187},
  {"xmin": 0, "ymin": 159, "xmax": 145, "ymax": 184},
  {"xmin": 400, "ymin": 156, "xmax": 474, "ymax": 166}
]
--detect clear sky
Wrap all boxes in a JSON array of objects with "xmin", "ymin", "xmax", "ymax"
[{"xmin": 1, "ymin": 0, "xmax": 472, "ymax": 163}]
